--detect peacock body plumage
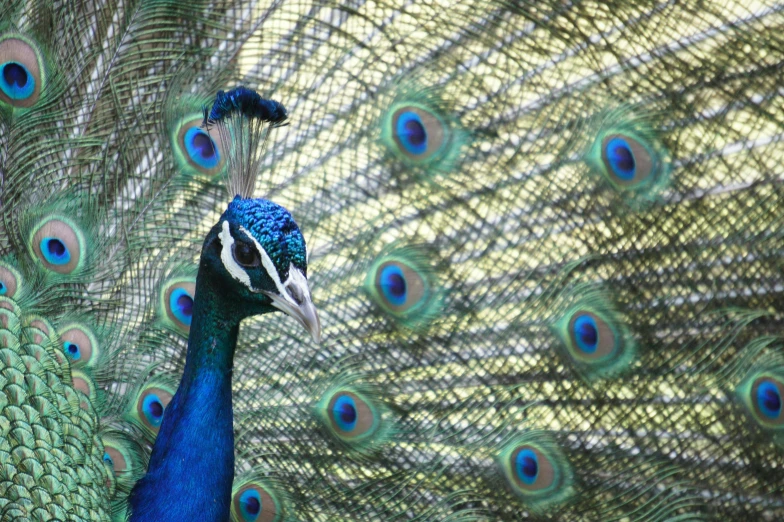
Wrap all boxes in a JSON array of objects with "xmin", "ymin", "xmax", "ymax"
[{"xmin": 0, "ymin": 0, "xmax": 783, "ymax": 520}]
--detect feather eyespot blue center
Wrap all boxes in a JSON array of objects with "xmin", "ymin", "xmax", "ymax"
[
  {"xmin": 40, "ymin": 237, "xmax": 71, "ymax": 265},
  {"xmin": 239, "ymin": 488, "xmax": 262, "ymax": 520},
  {"xmin": 30, "ymin": 218, "xmax": 83, "ymax": 274},
  {"xmin": 0, "ymin": 281, "xmax": 5, "ymax": 295},
  {"xmin": 64, "ymin": 341, "xmax": 81, "ymax": 361},
  {"xmin": 0, "ymin": 62, "xmax": 33, "ymax": 100},
  {"xmin": 59, "ymin": 325, "xmax": 97, "ymax": 367},
  {"xmin": 605, "ymin": 137, "xmax": 635, "ymax": 180},
  {"xmin": 144, "ymin": 396, "xmax": 164, "ymax": 422},
  {"xmin": 389, "ymin": 105, "xmax": 448, "ymax": 163},
  {"xmin": 169, "ymin": 287, "xmax": 194, "ymax": 326},
  {"xmin": 757, "ymin": 380, "xmax": 782, "ymax": 419},
  {"xmin": 395, "ymin": 111, "xmax": 428, "ymax": 155},
  {"xmin": 374, "ymin": 260, "xmax": 427, "ymax": 313},
  {"xmin": 102, "ymin": 445, "xmax": 127, "ymax": 475},
  {"xmin": 508, "ymin": 445, "xmax": 556, "ymax": 492},
  {"xmin": 744, "ymin": 376, "xmax": 784, "ymax": 427},
  {"xmin": 564, "ymin": 310, "xmax": 620, "ymax": 364},
  {"xmin": 572, "ymin": 314, "xmax": 598, "ymax": 354},
  {"xmin": 232, "ymin": 483, "xmax": 280, "ymax": 522},
  {"xmin": 379, "ymin": 264, "xmax": 407, "ymax": 306},
  {"xmin": 184, "ymin": 127, "xmax": 220, "ymax": 169},
  {"xmin": 598, "ymin": 133, "xmax": 656, "ymax": 189},
  {"xmin": 499, "ymin": 439, "xmax": 574, "ymax": 509},
  {"xmin": 325, "ymin": 390, "xmax": 378, "ymax": 441},
  {"xmin": 161, "ymin": 280, "xmax": 196, "ymax": 333},
  {"xmin": 0, "ymin": 37, "xmax": 43, "ymax": 108},
  {"xmin": 332, "ymin": 394, "xmax": 358, "ymax": 432},
  {"xmin": 142, "ymin": 393, "xmax": 165, "ymax": 427},
  {"xmin": 135, "ymin": 386, "xmax": 173, "ymax": 432},
  {"xmin": 174, "ymin": 116, "xmax": 225, "ymax": 176},
  {"xmin": 515, "ymin": 448, "xmax": 539, "ymax": 485}
]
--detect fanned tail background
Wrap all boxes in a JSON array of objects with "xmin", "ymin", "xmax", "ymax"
[{"xmin": 0, "ymin": 0, "xmax": 782, "ymax": 520}]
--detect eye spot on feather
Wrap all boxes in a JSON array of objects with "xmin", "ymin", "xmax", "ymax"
[
  {"xmin": 29, "ymin": 217, "xmax": 85, "ymax": 275},
  {"xmin": 510, "ymin": 446, "xmax": 553, "ymax": 490},
  {"xmin": 170, "ymin": 288, "xmax": 194, "ymax": 325},
  {"xmin": 379, "ymin": 89, "xmax": 468, "ymax": 177},
  {"xmin": 59, "ymin": 324, "xmax": 99, "ymax": 368},
  {"xmin": 737, "ymin": 371, "xmax": 784, "ymax": 434},
  {"xmin": 232, "ymin": 480, "xmax": 282, "ymax": 522},
  {"xmin": 377, "ymin": 262, "xmax": 422, "ymax": 309},
  {"xmin": 601, "ymin": 134, "xmax": 654, "ymax": 187},
  {"xmin": 174, "ymin": 116, "xmax": 226, "ymax": 177},
  {"xmin": 553, "ymin": 296, "xmax": 635, "ymax": 380},
  {"xmin": 102, "ymin": 433, "xmax": 143, "ymax": 495},
  {"xmin": 186, "ymin": 127, "xmax": 220, "ymax": 167},
  {"xmin": 366, "ymin": 248, "xmax": 442, "ymax": 330},
  {"xmin": 497, "ymin": 438, "xmax": 573, "ymax": 511},
  {"xmin": 321, "ymin": 390, "xmax": 381, "ymax": 444},
  {"xmin": 752, "ymin": 377, "xmax": 784, "ymax": 425},
  {"xmin": 65, "ymin": 341, "xmax": 80, "ymax": 360},
  {"xmin": 389, "ymin": 105, "xmax": 447, "ymax": 162},
  {"xmin": 160, "ymin": 279, "xmax": 196, "ymax": 334},
  {"xmin": 568, "ymin": 311, "xmax": 616, "ymax": 360},
  {"xmin": 571, "ymin": 314, "xmax": 598, "ymax": 353},
  {"xmin": 136, "ymin": 386, "xmax": 173, "ymax": 432},
  {"xmin": 330, "ymin": 393, "xmax": 361, "ymax": 434},
  {"xmin": 71, "ymin": 370, "xmax": 97, "ymax": 410},
  {"xmin": 0, "ymin": 36, "xmax": 43, "ymax": 108},
  {"xmin": 583, "ymin": 110, "xmax": 670, "ymax": 208},
  {"xmin": 103, "ymin": 445, "xmax": 128, "ymax": 476},
  {"xmin": 0, "ymin": 263, "xmax": 21, "ymax": 298}
]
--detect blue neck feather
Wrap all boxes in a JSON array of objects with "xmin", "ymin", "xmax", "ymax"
[{"xmin": 129, "ymin": 262, "xmax": 243, "ymax": 522}]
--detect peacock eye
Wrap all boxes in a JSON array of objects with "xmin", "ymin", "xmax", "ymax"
[{"xmin": 233, "ymin": 241, "xmax": 260, "ymax": 268}]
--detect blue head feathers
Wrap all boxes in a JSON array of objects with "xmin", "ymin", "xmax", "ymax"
[
  {"xmin": 222, "ymin": 196, "xmax": 308, "ymax": 281},
  {"xmin": 203, "ymin": 86, "xmax": 288, "ymax": 126},
  {"xmin": 212, "ymin": 194, "xmax": 318, "ymax": 343}
]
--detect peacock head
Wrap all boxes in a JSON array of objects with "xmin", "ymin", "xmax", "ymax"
[
  {"xmin": 201, "ymin": 195, "xmax": 320, "ymax": 342},
  {"xmin": 197, "ymin": 87, "xmax": 319, "ymax": 341}
]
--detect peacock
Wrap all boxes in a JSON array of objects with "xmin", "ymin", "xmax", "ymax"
[{"xmin": 0, "ymin": 0, "xmax": 783, "ymax": 520}]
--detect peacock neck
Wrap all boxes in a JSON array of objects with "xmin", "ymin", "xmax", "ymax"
[
  {"xmin": 182, "ymin": 270, "xmax": 241, "ymax": 379},
  {"xmin": 129, "ymin": 267, "xmax": 243, "ymax": 522}
]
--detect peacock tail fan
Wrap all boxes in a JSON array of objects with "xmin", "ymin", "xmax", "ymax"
[{"xmin": 0, "ymin": 0, "xmax": 783, "ymax": 520}]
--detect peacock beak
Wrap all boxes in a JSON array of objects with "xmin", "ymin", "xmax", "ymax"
[
  {"xmin": 261, "ymin": 268, "xmax": 321, "ymax": 343},
  {"xmin": 286, "ymin": 296, "xmax": 320, "ymax": 344}
]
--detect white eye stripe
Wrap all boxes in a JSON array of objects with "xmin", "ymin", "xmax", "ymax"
[
  {"xmin": 219, "ymin": 222, "xmax": 311, "ymax": 312},
  {"xmin": 237, "ymin": 227, "xmax": 313, "ymax": 312},
  {"xmin": 219, "ymin": 221, "xmax": 251, "ymax": 288}
]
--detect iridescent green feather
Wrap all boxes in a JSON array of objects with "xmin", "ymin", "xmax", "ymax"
[
  {"xmin": 550, "ymin": 285, "xmax": 637, "ymax": 380},
  {"xmin": 495, "ymin": 432, "xmax": 575, "ymax": 513},
  {"xmin": 378, "ymin": 83, "xmax": 469, "ymax": 178},
  {"xmin": 313, "ymin": 370, "xmax": 395, "ymax": 457},
  {"xmin": 363, "ymin": 245, "xmax": 444, "ymax": 330},
  {"xmin": 582, "ymin": 106, "xmax": 671, "ymax": 208}
]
